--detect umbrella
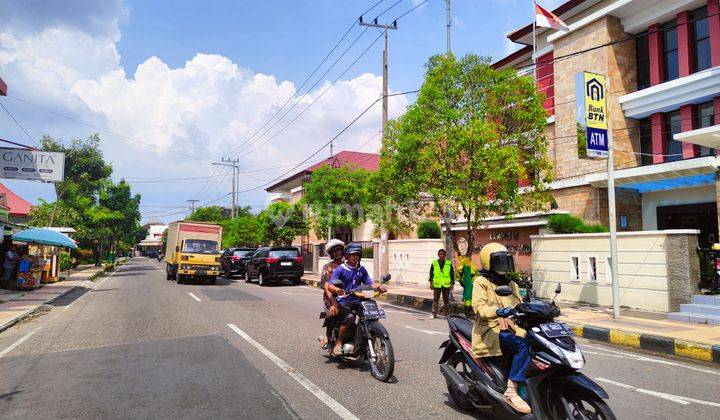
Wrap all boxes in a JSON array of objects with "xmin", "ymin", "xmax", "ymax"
[{"xmin": 12, "ymin": 228, "xmax": 78, "ymax": 249}]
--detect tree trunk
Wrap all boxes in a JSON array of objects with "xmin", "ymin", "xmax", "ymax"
[{"xmin": 439, "ymin": 204, "xmax": 456, "ymax": 262}]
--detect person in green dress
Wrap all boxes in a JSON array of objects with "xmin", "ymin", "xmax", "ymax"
[{"xmin": 457, "ymin": 255, "xmax": 476, "ymax": 317}]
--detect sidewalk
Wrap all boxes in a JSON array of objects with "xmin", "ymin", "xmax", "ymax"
[
  {"xmin": 0, "ymin": 264, "xmax": 108, "ymax": 333},
  {"xmin": 301, "ymin": 273, "xmax": 720, "ymax": 364}
]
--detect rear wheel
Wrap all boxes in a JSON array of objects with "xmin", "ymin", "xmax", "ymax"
[
  {"xmin": 553, "ymin": 390, "xmax": 617, "ymax": 420},
  {"xmin": 446, "ymin": 353, "xmax": 474, "ymax": 411},
  {"xmin": 245, "ymin": 271, "xmax": 252, "ymax": 283},
  {"xmin": 165, "ymin": 265, "xmax": 172, "ymax": 280},
  {"xmin": 258, "ymin": 272, "xmax": 267, "ymax": 286},
  {"xmin": 292, "ymin": 277, "xmax": 301, "ymax": 285},
  {"xmin": 368, "ymin": 334, "xmax": 394, "ymax": 382}
]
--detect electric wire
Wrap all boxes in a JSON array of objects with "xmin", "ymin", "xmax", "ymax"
[{"xmin": 0, "ymin": 101, "xmax": 38, "ymax": 146}]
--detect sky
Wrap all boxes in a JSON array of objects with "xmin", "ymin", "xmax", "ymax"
[{"xmin": 0, "ymin": 0, "xmax": 565, "ymax": 223}]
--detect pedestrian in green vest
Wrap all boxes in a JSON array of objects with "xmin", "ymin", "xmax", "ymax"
[{"xmin": 429, "ymin": 249, "xmax": 454, "ymax": 318}]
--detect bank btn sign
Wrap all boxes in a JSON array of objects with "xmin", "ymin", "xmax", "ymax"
[{"xmin": 582, "ymin": 72, "xmax": 609, "ymax": 158}]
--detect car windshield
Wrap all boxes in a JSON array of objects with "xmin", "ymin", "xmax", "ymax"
[
  {"xmin": 269, "ymin": 249, "xmax": 299, "ymax": 258},
  {"xmin": 183, "ymin": 240, "xmax": 219, "ymax": 254},
  {"xmin": 233, "ymin": 250, "xmax": 253, "ymax": 257}
]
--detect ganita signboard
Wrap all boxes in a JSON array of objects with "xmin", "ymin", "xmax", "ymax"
[{"xmin": 0, "ymin": 148, "xmax": 65, "ymax": 182}]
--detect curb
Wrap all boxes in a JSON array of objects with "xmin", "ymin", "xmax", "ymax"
[
  {"xmin": 0, "ymin": 266, "xmax": 109, "ymax": 334},
  {"xmin": 301, "ymin": 277, "xmax": 720, "ymax": 365}
]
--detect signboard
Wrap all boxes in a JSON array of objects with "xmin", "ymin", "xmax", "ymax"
[
  {"xmin": 0, "ymin": 148, "xmax": 65, "ymax": 182},
  {"xmin": 581, "ymin": 72, "xmax": 609, "ymax": 158}
]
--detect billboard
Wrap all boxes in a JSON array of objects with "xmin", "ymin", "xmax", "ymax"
[
  {"xmin": 576, "ymin": 71, "xmax": 609, "ymax": 158},
  {"xmin": 0, "ymin": 148, "xmax": 65, "ymax": 182}
]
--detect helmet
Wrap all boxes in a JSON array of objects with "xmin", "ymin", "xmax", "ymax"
[
  {"xmin": 344, "ymin": 242, "xmax": 363, "ymax": 257},
  {"xmin": 479, "ymin": 243, "xmax": 515, "ymax": 275},
  {"xmin": 712, "ymin": 243, "xmax": 720, "ymax": 251},
  {"xmin": 326, "ymin": 239, "xmax": 345, "ymax": 254}
]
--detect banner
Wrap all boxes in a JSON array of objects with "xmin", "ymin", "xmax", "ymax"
[
  {"xmin": 582, "ymin": 72, "xmax": 609, "ymax": 158},
  {"xmin": 0, "ymin": 148, "xmax": 65, "ymax": 182}
]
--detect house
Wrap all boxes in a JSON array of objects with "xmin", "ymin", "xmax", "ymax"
[
  {"xmin": 0, "ymin": 183, "xmax": 32, "ymax": 225},
  {"xmin": 136, "ymin": 220, "xmax": 168, "ymax": 256}
]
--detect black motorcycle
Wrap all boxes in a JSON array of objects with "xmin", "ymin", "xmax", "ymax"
[
  {"xmin": 439, "ymin": 283, "xmax": 616, "ymax": 419},
  {"xmin": 322, "ymin": 275, "xmax": 394, "ymax": 382}
]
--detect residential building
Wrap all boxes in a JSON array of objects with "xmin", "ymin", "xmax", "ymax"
[
  {"xmin": 491, "ymin": 0, "xmax": 720, "ymax": 249},
  {"xmin": 136, "ymin": 220, "xmax": 167, "ymax": 255},
  {"xmin": 0, "ymin": 183, "xmax": 31, "ymax": 224}
]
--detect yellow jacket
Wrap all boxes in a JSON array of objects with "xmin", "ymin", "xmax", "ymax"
[{"xmin": 471, "ymin": 274, "xmax": 526, "ymax": 358}]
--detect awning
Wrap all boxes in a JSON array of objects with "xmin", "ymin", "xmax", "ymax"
[
  {"xmin": 588, "ymin": 156, "xmax": 718, "ymax": 188},
  {"xmin": 12, "ymin": 228, "xmax": 77, "ymax": 249},
  {"xmin": 674, "ymin": 124, "xmax": 720, "ymax": 149}
]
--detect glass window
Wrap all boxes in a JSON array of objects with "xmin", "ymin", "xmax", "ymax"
[
  {"xmin": 182, "ymin": 240, "xmax": 219, "ymax": 254},
  {"xmin": 269, "ymin": 249, "xmax": 299, "ymax": 258},
  {"xmin": 691, "ymin": 6, "xmax": 711, "ymax": 73},
  {"xmin": 663, "ymin": 20, "xmax": 679, "ymax": 81},
  {"xmin": 695, "ymin": 101, "xmax": 716, "ymax": 157},
  {"xmin": 233, "ymin": 250, "xmax": 254, "ymax": 257},
  {"xmin": 665, "ymin": 110, "xmax": 682, "ymax": 162},
  {"xmin": 636, "ymin": 32, "xmax": 651, "ymax": 90},
  {"xmin": 639, "ymin": 117, "xmax": 653, "ymax": 165}
]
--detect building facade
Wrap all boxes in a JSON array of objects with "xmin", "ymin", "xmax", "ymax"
[{"xmin": 493, "ymin": 0, "xmax": 720, "ymax": 248}]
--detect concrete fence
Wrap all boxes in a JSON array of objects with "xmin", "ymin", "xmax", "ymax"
[
  {"xmin": 531, "ymin": 230, "xmax": 700, "ymax": 312},
  {"xmin": 387, "ymin": 239, "xmax": 444, "ymax": 285}
]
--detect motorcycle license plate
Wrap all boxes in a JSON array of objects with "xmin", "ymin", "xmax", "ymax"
[
  {"xmin": 361, "ymin": 302, "xmax": 386, "ymax": 319},
  {"xmin": 540, "ymin": 322, "xmax": 573, "ymax": 338}
]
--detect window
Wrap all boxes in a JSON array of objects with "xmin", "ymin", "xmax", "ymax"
[
  {"xmin": 570, "ymin": 256, "xmax": 580, "ymax": 281},
  {"xmin": 182, "ymin": 240, "xmax": 219, "ymax": 254},
  {"xmin": 269, "ymin": 249, "xmax": 299, "ymax": 258},
  {"xmin": 663, "ymin": 20, "xmax": 679, "ymax": 81},
  {"xmin": 636, "ymin": 32, "xmax": 651, "ymax": 90},
  {"xmin": 639, "ymin": 117, "xmax": 653, "ymax": 165},
  {"xmin": 691, "ymin": 6, "xmax": 711, "ymax": 73},
  {"xmin": 605, "ymin": 256, "xmax": 613, "ymax": 285},
  {"xmin": 587, "ymin": 257, "xmax": 597, "ymax": 282},
  {"xmin": 233, "ymin": 250, "xmax": 253, "ymax": 257},
  {"xmin": 664, "ymin": 110, "xmax": 682, "ymax": 162},
  {"xmin": 695, "ymin": 101, "xmax": 715, "ymax": 157}
]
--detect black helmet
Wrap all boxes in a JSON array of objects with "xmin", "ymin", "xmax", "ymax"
[{"xmin": 344, "ymin": 242, "xmax": 363, "ymax": 257}]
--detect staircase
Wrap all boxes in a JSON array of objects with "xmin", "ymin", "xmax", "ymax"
[{"xmin": 667, "ymin": 295, "xmax": 720, "ymax": 325}]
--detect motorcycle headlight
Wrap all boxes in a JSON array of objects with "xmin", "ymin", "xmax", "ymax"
[{"xmin": 535, "ymin": 334, "xmax": 585, "ymax": 369}]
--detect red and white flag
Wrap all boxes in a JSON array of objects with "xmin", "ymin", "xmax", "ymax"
[{"xmin": 535, "ymin": 2, "xmax": 569, "ymax": 32}]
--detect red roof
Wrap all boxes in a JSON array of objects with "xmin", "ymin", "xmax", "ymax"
[{"xmin": 0, "ymin": 183, "xmax": 32, "ymax": 217}]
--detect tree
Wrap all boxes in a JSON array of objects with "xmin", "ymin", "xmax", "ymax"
[
  {"xmin": 221, "ymin": 215, "xmax": 261, "ymax": 248},
  {"xmin": 257, "ymin": 202, "xmax": 309, "ymax": 246},
  {"xmin": 380, "ymin": 54, "xmax": 553, "ymax": 257},
  {"xmin": 302, "ymin": 165, "xmax": 369, "ymax": 240},
  {"xmin": 187, "ymin": 205, "xmax": 251, "ymax": 223}
]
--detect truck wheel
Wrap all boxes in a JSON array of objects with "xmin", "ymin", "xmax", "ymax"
[
  {"xmin": 177, "ymin": 275, "xmax": 184, "ymax": 285},
  {"xmin": 166, "ymin": 265, "xmax": 172, "ymax": 280},
  {"xmin": 207, "ymin": 276, "xmax": 217, "ymax": 285}
]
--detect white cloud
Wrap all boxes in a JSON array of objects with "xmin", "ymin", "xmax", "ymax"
[{"xmin": 0, "ymin": 1, "xmax": 408, "ymax": 220}]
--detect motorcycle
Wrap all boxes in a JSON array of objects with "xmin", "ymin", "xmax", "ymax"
[
  {"xmin": 439, "ymin": 283, "xmax": 616, "ymax": 419},
  {"xmin": 321, "ymin": 274, "xmax": 394, "ymax": 382}
]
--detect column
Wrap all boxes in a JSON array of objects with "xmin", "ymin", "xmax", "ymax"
[
  {"xmin": 648, "ymin": 23, "xmax": 664, "ymax": 85},
  {"xmin": 677, "ymin": 11, "xmax": 693, "ymax": 77},
  {"xmin": 651, "ymin": 112, "xmax": 665, "ymax": 164},
  {"xmin": 709, "ymin": 0, "xmax": 720, "ymax": 67},
  {"xmin": 680, "ymin": 104, "xmax": 697, "ymax": 159}
]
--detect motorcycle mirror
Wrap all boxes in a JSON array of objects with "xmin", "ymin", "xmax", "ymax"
[
  {"xmin": 494, "ymin": 285, "xmax": 513, "ymax": 297},
  {"xmin": 554, "ymin": 283, "xmax": 562, "ymax": 295},
  {"xmin": 381, "ymin": 274, "xmax": 391, "ymax": 283}
]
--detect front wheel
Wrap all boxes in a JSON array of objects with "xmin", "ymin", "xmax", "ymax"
[
  {"xmin": 553, "ymin": 390, "xmax": 617, "ymax": 420},
  {"xmin": 368, "ymin": 334, "xmax": 394, "ymax": 382}
]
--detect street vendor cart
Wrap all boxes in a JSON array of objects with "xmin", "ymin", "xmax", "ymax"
[{"xmin": 12, "ymin": 228, "xmax": 77, "ymax": 290}]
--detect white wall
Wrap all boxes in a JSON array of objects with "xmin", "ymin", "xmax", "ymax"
[
  {"xmin": 352, "ymin": 221, "xmax": 376, "ymax": 242},
  {"xmin": 388, "ymin": 239, "xmax": 444, "ymax": 285},
  {"xmin": 641, "ymin": 185, "xmax": 715, "ymax": 230}
]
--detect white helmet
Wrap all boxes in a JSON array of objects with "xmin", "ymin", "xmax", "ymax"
[{"xmin": 326, "ymin": 239, "xmax": 345, "ymax": 255}]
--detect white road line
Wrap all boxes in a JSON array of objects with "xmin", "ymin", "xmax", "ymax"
[
  {"xmin": 596, "ymin": 378, "xmax": 720, "ymax": 408},
  {"xmin": 0, "ymin": 327, "xmax": 41, "ymax": 358},
  {"xmin": 582, "ymin": 343, "xmax": 720, "ymax": 376},
  {"xmin": 281, "ymin": 291, "xmax": 318, "ymax": 296},
  {"xmin": 227, "ymin": 323, "xmax": 359, "ymax": 420},
  {"xmin": 188, "ymin": 292, "xmax": 202, "ymax": 302},
  {"xmin": 404, "ymin": 325, "xmax": 446, "ymax": 335},
  {"xmin": 378, "ymin": 302, "xmax": 434, "ymax": 316}
]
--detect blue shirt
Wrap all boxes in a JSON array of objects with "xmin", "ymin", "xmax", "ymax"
[{"xmin": 329, "ymin": 263, "xmax": 373, "ymax": 302}]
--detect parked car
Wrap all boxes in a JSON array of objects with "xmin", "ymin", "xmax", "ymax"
[
  {"xmin": 244, "ymin": 247, "xmax": 304, "ymax": 286},
  {"xmin": 220, "ymin": 247, "xmax": 255, "ymax": 278}
]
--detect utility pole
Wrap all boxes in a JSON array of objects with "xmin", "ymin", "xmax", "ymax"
[
  {"xmin": 359, "ymin": 16, "xmax": 397, "ymax": 280},
  {"xmin": 606, "ymin": 77, "xmax": 621, "ymax": 319},
  {"xmin": 186, "ymin": 199, "xmax": 199, "ymax": 215},
  {"xmin": 446, "ymin": 0, "xmax": 451, "ymax": 54},
  {"xmin": 212, "ymin": 158, "xmax": 240, "ymax": 218}
]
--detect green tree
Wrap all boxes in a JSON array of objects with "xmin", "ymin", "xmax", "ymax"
[
  {"xmin": 302, "ymin": 165, "xmax": 369, "ymax": 240},
  {"xmin": 257, "ymin": 202, "xmax": 309, "ymax": 246},
  {"xmin": 380, "ymin": 54, "xmax": 553, "ymax": 257},
  {"xmin": 221, "ymin": 215, "xmax": 261, "ymax": 248},
  {"xmin": 187, "ymin": 205, "xmax": 251, "ymax": 223}
]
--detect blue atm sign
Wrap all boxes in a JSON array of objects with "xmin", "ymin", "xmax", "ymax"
[{"xmin": 586, "ymin": 127, "xmax": 608, "ymax": 157}]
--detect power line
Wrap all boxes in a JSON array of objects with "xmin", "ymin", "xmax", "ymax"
[
  {"xmin": 0, "ymin": 100, "xmax": 38, "ymax": 146},
  {"xmin": 0, "ymin": 137, "xmax": 35, "ymax": 150},
  {"xmin": 393, "ymin": 0, "xmax": 428, "ymax": 21}
]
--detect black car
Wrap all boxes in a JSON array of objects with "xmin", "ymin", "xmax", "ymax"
[
  {"xmin": 220, "ymin": 247, "xmax": 255, "ymax": 278},
  {"xmin": 244, "ymin": 247, "xmax": 304, "ymax": 286}
]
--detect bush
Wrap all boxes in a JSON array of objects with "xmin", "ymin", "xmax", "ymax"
[
  {"xmin": 362, "ymin": 247, "xmax": 374, "ymax": 259},
  {"xmin": 417, "ymin": 220, "xmax": 442, "ymax": 239},
  {"xmin": 547, "ymin": 214, "xmax": 608, "ymax": 234},
  {"xmin": 59, "ymin": 251, "xmax": 72, "ymax": 271}
]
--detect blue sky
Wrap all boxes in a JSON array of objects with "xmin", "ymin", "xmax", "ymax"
[{"xmin": 0, "ymin": 0, "xmax": 563, "ymax": 222}]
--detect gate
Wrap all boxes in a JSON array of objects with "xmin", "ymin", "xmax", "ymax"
[{"xmin": 301, "ymin": 243, "xmax": 314, "ymax": 272}]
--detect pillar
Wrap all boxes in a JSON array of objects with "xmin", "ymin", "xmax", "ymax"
[
  {"xmin": 680, "ymin": 105, "xmax": 697, "ymax": 159},
  {"xmin": 648, "ymin": 23, "xmax": 664, "ymax": 85},
  {"xmin": 651, "ymin": 112, "xmax": 665, "ymax": 164},
  {"xmin": 709, "ymin": 0, "xmax": 720, "ymax": 67}
]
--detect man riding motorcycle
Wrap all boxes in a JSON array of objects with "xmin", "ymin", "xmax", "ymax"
[
  {"xmin": 326, "ymin": 242, "xmax": 385, "ymax": 356},
  {"xmin": 472, "ymin": 243, "xmax": 531, "ymax": 414},
  {"xmin": 318, "ymin": 239, "xmax": 345, "ymax": 349}
]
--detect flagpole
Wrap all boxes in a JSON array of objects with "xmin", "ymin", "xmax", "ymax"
[{"xmin": 532, "ymin": 1, "xmax": 537, "ymax": 81}]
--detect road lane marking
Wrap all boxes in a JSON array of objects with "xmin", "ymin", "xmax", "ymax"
[
  {"xmin": 281, "ymin": 291, "xmax": 318, "ymax": 296},
  {"xmin": 226, "ymin": 323, "xmax": 359, "ymax": 420},
  {"xmin": 188, "ymin": 292, "xmax": 202, "ymax": 302},
  {"xmin": 0, "ymin": 327, "xmax": 41, "ymax": 358},
  {"xmin": 596, "ymin": 378, "xmax": 720, "ymax": 408},
  {"xmin": 582, "ymin": 344, "xmax": 720, "ymax": 376},
  {"xmin": 377, "ymin": 302, "xmax": 433, "ymax": 316},
  {"xmin": 404, "ymin": 325, "xmax": 446, "ymax": 335}
]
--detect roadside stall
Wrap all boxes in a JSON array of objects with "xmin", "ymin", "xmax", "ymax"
[{"xmin": 12, "ymin": 228, "xmax": 77, "ymax": 290}]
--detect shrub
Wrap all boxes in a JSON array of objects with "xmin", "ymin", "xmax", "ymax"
[
  {"xmin": 362, "ymin": 247, "xmax": 374, "ymax": 259},
  {"xmin": 417, "ymin": 220, "xmax": 442, "ymax": 239},
  {"xmin": 547, "ymin": 214, "xmax": 608, "ymax": 234},
  {"xmin": 59, "ymin": 251, "xmax": 72, "ymax": 271}
]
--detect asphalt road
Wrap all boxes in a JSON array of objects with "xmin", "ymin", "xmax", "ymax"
[{"xmin": 1, "ymin": 257, "xmax": 719, "ymax": 419}]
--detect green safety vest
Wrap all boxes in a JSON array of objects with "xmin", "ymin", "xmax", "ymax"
[{"xmin": 432, "ymin": 259, "xmax": 452, "ymax": 288}]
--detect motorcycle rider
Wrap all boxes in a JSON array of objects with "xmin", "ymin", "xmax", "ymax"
[
  {"xmin": 318, "ymin": 239, "xmax": 345, "ymax": 349},
  {"xmin": 471, "ymin": 243, "xmax": 531, "ymax": 415},
  {"xmin": 326, "ymin": 243, "xmax": 385, "ymax": 356}
]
